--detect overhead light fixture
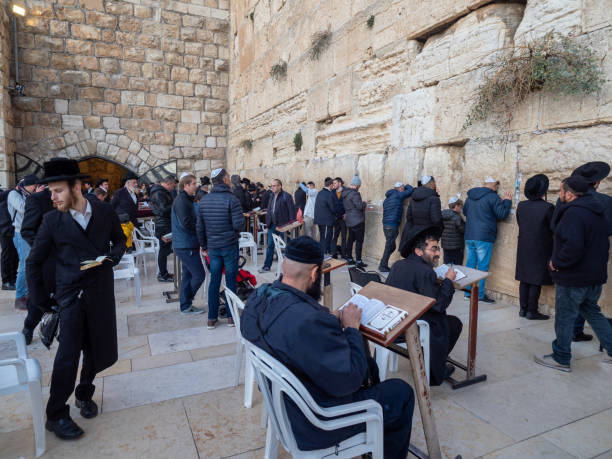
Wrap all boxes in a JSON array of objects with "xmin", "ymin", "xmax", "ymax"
[{"xmin": 12, "ymin": 4, "xmax": 26, "ymax": 16}]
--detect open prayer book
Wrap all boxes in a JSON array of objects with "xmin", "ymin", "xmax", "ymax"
[
  {"xmin": 80, "ymin": 256, "xmax": 111, "ymax": 271},
  {"xmin": 340, "ymin": 294, "xmax": 409, "ymax": 338},
  {"xmin": 434, "ymin": 264, "xmax": 466, "ymax": 281}
]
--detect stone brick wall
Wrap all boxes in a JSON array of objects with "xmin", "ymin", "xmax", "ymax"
[
  {"xmin": 0, "ymin": 7, "xmax": 14, "ymax": 188},
  {"xmin": 5, "ymin": 0, "xmax": 229, "ymax": 181},
  {"xmin": 228, "ymin": 0, "xmax": 612, "ymax": 312}
]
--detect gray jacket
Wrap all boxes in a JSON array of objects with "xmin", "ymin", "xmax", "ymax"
[
  {"xmin": 7, "ymin": 189, "xmax": 26, "ymax": 233},
  {"xmin": 341, "ymin": 187, "xmax": 366, "ymax": 227}
]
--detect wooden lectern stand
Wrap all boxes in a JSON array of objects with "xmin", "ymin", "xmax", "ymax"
[{"xmin": 357, "ymin": 281, "xmax": 442, "ymax": 459}]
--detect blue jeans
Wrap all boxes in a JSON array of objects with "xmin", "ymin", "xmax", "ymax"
[
  {"xmin": 263, "ymin": 224, "xmax": 286, "ymax": 269},
  {"xmin": 174, "ymin": 248, "xmax": 205, "ymax": 312},
  {"xmin": 553, "ymin": 284, "xmax": 612, "ymax": 365},
  {"xmin": 573, "ymin": 315, "xmax": 586, "ymax": 335},
  {"xmin": 13, "ymin": 232, "xmax": 30, "ymax": 299},
  {"xmin": 464, "ymin": 240, "xmax": 493, "ymax": 299},
  {"xmin": 208, "ymin": 244, "xmax": 238, "ymax": 321}
]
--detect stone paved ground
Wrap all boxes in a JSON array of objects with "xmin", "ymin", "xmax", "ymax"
[{"xmin": 1, "ymin": 252, "xmax": 611, "ymax": 459}]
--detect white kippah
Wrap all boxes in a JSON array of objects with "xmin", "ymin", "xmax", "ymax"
[
  {"xmin": 484, "ymin": 176, "xmax": 498, "ymax": 183},
  {"xmin": 421, "ymin": 175, "xmax": 432, "ymax": 185},
  {"xmin": 448, "ymin": 193, "xmax": 461, "ymax": 205},
  {"xmin": 394, "ymin": 182, "xmax": 403, "ymax": 188},
  {"xmin": 211, "ymin": 168, "xmax": 223, "ymax": 178}
]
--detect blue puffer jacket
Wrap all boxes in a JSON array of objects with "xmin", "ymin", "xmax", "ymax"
[
  {"xmin": 464, "ymin": 187, "xmax": 511, "ymax": 243},
  {"xmin": 382, "ymin": 186, "xmax": 414, "ymax": 227},
  {"xmin": 171, "ymin": 190, "xmax": 198, "ymax": 249},
  {"xmin": 196, "ymin": 183, "xmax": 244, "ymax": 250}
]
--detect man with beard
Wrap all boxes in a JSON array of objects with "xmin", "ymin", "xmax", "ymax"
[
  {"xmin": 27, "ymin": 158, "xmax": 126, "ymax": 439},
  {"xmin": 111, "ymin": 172, "xmax": 139, "ymax": 227},
  {"xmin": 388, "ymin": 225, "xmax": 462, "ymax": 385},
  {"xmin": 241, "ymin": 236, "xmax": 415, "ymax": 459}
]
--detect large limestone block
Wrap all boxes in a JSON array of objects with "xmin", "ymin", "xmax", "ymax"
[
  {"xmin": 383, "ymin": 147, "xmax": 425, "ymax": 191},
  {"xmin": 391, "ymin": 87, "xmax": 437, "ymax": 148},
  {"xmin": 514, "ymin": 0, "xmax": 582, "ymax": 43},
  {"xmin": 486, "ymin": 217, "xmax": 521, "ymax": 299},
  {"xmin": 422, "ymin": 145, "xmax": 465, "ymax": 207},
  {"xmin": 356, "ymin": 152, "xmax": 387, "ymax": 203},
  {"xmin": 462, "ymin": 138, "xmax": 517, "ymax": 197},
  {"xmin": 582, "ymin": 0, "xmax": 612, "ymax": 32}
]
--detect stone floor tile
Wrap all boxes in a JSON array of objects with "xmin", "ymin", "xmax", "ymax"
[
  {"xmin": 0, "ymin": 312, "xmax": 27, "ymax": 333},
  {"xmin": 117, "ymin": 334, "xmax": 150, "ymax": 360},
  {"xmin": 595, "ymin": 451, "xmax": 612, "ymax": 459},
  {"xmin": 542, "ymin": 407, "xmax": 612, "ymax": 459},
  {"xmin": 127, "ymin": 309, "xmax": 205, "ymax": 336},
  {"xmin": 131, "ymin": 350, "xmax": 193, "ymax": 371},
  {"xmin": 148, "ymin": 323, "xmax": 236, "ymax": 355},
  {"xmin": 482, "ymin": 436, "xmax": 577, "ymax": 459},
  {"xmin": 97, "ymin": 359, "xmax": 131, "ymax": 377},
  {"xmin": 102, "ymin": 355, "xmax": 238, "ymax": 412},
  {"xmin": 189, "ymin": 342, "xmax": 237, "ymax": 361}
]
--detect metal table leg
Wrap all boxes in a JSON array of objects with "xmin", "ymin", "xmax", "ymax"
[{"xmin": 162, "ymin": 253, "xmax": 181, "ymax": 303}]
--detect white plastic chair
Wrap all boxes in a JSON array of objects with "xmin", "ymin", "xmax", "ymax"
[
  {"xmin": 349, "ymin": 283, "xmax": 430, "ymax": 384},
  {"xmin": 0, "ymin": 332, "xmax": 45, "ymax": 457},
  {"xmin": 239, "ymin": 232, "xmax": 258, "ymax": 268},
  {"xmin": 132, "ymin": 227, "xmax": 160, "ymax": 277},
  {"xmin": 271, "ymin": 233, "xmax": 286, "ymax": 279},
  {"xmin": 257, "ymin": 220, "xmax": 268, "ymax": 248},
  {"xmin": 143, "ymin": 219, "xmax": 155, "ymax": 238},
  {"xmin": 245, "ymin": 341, "xmax": 384, "ymax": 459},
  {"xmin": 114, "ymin": 254, "xmax": 141, "ymax": 307},
  {"xmin": 224, "ymin": 289, "xmax": 255, "ymax": 408}
]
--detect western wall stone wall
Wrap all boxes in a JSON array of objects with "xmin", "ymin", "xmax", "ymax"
[{"xmin": 228, "ymin": 0, "xmax": 612, "ymax": 313}]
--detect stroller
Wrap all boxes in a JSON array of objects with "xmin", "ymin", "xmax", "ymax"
[{"xmin": 204, "ymin": 255, "xmax": 257, "ymax": 317}]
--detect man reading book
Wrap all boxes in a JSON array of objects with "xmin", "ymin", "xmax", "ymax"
[
  {"xmin": 387, "ymin": 225, "xmax": 463, "ymax": 385},
  {"xmin": 241, "ymin": 236, "xmax": 415, "ymax": 459}
]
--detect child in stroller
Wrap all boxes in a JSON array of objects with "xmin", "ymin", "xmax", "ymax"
[{"xmin": 203, "ymin": 254, "xmax": 257, "ymax": 317}]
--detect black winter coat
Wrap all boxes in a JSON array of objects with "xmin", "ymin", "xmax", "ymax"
[
  {"xmin": 406, "ymin": 186, "xmax": 442, "ymax": 229},
  {"xmin": 592, "ymin": 188, "xmax": 612, "ymax": 236},
  {"xmin": 386, "ymin": 253, "xmax": 456, "ymax": 385},
  {"xmin": 232, "ymin": 185, "xmax": 251, "ymax": 212},
  {"xmin": 149, "ymin": 184, "xmax": 174, "ymax": 236},
  {"xmin": 26, "ymin": 199, "xmax": 126, "ymax": 373},
  {"xmin": 551, "ymin": 194, "xmax": 609, "ymax": 287},
  {"xmin": 441, "ymin": 209, "xmax": 465, "ymax": 250},
  {"xmin": 294, "ymin": 187, "xmax": 306, "ymax": 213},
  {"xmin": 341, "ymin": 187, "xmax": 366, "ymax": 228},
  {"xmin": 515, "ymin": 199, "xmax": 554, "ymax": 285},
  {"xmin": 266, "ymin": 190, "xmax": 296, "ymax": 227},
  {"xmin": 0, "ymin": 188, "xmax": 14, "ymax": 237},
  {"xmin": 314, "ymin": 188, "xmax": 336, "ymax": 226},
  {"xmin": 111, "ymin": 186, "xmax": 138, "ymax": 225},
  {"xmin": 196, "ymin": 183, "xmax": 244, "ymax": 250}
]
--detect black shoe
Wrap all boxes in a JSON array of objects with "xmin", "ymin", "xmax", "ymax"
[
  {"xmin": 355, "ymin": 260, "xmax": 368, "ymax": 269},
  {"xmin": 157, "ymin": 274, "xmax": 173, "ymax": 283},
  {"xmin": 378, "ymin": 266, "xmax": 390, "ymax": 273},
  {"xmin": 445, "ymin": 363, "xmax": 456, "ymax": 378},
  {"xmin": 14, "ymin": 297, "xmax": 27, "ymax": 310},
  {"xmin": 480, "ymin": 295, "xmax": 496, "ymax": 304},
  {"xmin": 45, "ymin": 416, "xmax": 84, "ymax": 440},
  {"xmin": 331, "ymin": 254, "xmax": 339, "ymax": 259},
  {"xmin": 519, "ymin": 308, "xmax": 527, "ymax": 318},
  {"xmin": 75, "ymin": 399, "xmax": 98, "ymax": 419},
  {"xmin": 345, "ymin": 258, "xmax": 355, "ymax": 266},
  {"xmin": 2, "ymin": 282, "xmax": 16, "ymax": 290},
  {"xmin": 22, "ymin": 327, "xmax": 33, "ymax": 345},
  {"xmin": 526, "ymin": 311, "xmax": 549, "ymax": 320},
  {"xmin": 573, "ymin": 332, "xmax": 593, "ymax": 342}
]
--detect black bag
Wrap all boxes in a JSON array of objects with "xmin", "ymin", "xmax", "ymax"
[{"xmin": 40, "ymin": 308, "xmax": 60, "ymax": 349}]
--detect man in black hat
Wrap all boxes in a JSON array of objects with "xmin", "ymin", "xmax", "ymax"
[
  {"xmin": 27, "ymin": 158, "xmax": 126, "ymax": 439},
  {"xmin": 535, "ymin": 176, "xmax": 612, "ymax": 372},
  {"xmin": 387, "ymin": 225, "xmax": 462, "ymax": 385},
  {"xmin": 111, "ymin": 171, "xmax": 140, "ymax": 226},
  {"xmin": 570, "ymin": 161, "xmax": 612, "ymax": 341},
  {"xmin": 241, "ymin": 236, "xmax": 415, "ymax": 458}
]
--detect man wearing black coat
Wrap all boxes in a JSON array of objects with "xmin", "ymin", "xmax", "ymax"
[
  {"xmin": 294, "ymin": 181, "xmax": 306, "ymax": 214},
  {"xmin": 27, "ymin": 158, "xmax": 126, "ymax": 440},
  {"xmin": 0, "ymin": 187, "xmax": 17, "ymax": 290},
  {"xmin": 314, "ymin": 177, "xmax": 336, "ymax": 255},
  {"xmin": 388, "ymin": 226, "xmax": 462, "ymax": 385},
  {"xmin": 230, "ymin": 174, "xmax": 251, "ymax": 213},
  {"xmin": 405, "ymin": 175, "xmax": 442, "ymax": 229},
  {"xmin": 260, "ymin": 179, "xmax": 296, "ymax": 272},
  {"xmin": 111, "ymin": 172, "xmax": 139, "ymax": 226},
  {"xmin": 150, "ymin": 176, "xmax": 176, "ymax": 282}
]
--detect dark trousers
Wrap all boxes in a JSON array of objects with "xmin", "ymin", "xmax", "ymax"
[
  {"xmin": 346, "ymin": 222, "xmax": 365, "ymax": 261},
  {"xmin": 156, "ymin": 236, "xmax": 173, "ymax": 276},
  {"xmin": 23, "ymin": 299, "xmax": 44, "ymax": 330},
  {"xmin": 332, "ymin": 218, "xmax": 347, "ymax": 257},
  {"xmin": 519, "ymin": 282, "xmax": 542, "ymax": 313},
  {"xmin": 263, "ymin": 224, "xmax": 282, "ymax": 269},
  {"xmin": 208, "ymin": 244, "xmax": 238, "ymax": 321},
  {"xmin": 174, "ymin": 248, "xmax": 205, "ymax": 312},
  {"xmin": 318, "ymin": 224, "xmax": 333, "ymax": 254},
  {"xmin": 443, "ymin": 248, "xmax": 464, "ymax": 265},
  {"xmin": 0, "ymin": 233, "xmax": 18, "ymax": 283},
  {"xmin": 379, "ymin": 226, "xmax": 399, "ymax": 268},
  {"xmin": 47, "ymin": 299, "xmax": 96, "ymax": 420},
  {"xmin": 574, "ymin": 315, "xmax": 586, "ymax": 335}
]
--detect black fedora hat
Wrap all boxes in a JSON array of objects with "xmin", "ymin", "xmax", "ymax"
[
  {"xmin": 39, "ymin": 158, "xmax": 90, "ymax": 184},
  {"xmin": 571, "ymin": 161, "xmax": 610, "ymax": 184},
  {"xmin": 124, "ymin": 171, "xmax": 139, "ymax": 181},
  {"xmin": 524, "ymin": 174, "xmax": 549, "ymax": 200},
  {"xmin": 399, "ymin": 225, "xmax": 443, "ymax": 258}
]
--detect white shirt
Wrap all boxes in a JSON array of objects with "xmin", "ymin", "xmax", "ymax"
[
  {"xmin": 69, "ymin": 199, "xmax": 92, "ymax": 230},
  {"xmin": 127, "ymin": 186, "xmax": 137, "ymax": 204}
]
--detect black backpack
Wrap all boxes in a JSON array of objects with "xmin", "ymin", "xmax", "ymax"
[{"xmin": 0, "ymin": 188, "xmax": 14, "ymax": 238}]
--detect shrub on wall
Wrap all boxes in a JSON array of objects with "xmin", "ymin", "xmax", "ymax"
[
  {"xmin": 293, "ymin": 132, "xmax": 302, "ymax": 151},
  {"xmin": 270, "ymin": 60, "xmax": 287, "ymax": 82},
  {"xmin": 239, "ymin": 139, "xmax": 253, "ymax": 151},
  {"xmin": 308, "ymin": 31, "xmax": 332, "ymax": 61}
]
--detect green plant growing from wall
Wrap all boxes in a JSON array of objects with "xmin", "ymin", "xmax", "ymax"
[
  {"xmin": 239, "ymin": 139, "xmax": 253, "ymax": 151},
  {"xmin": 270, "ymin": 60, "xmax": 287, "ymax": 82},
  {"xmin": 464, "ymin": 33, "xmax": 605, "ymax": 130},
  {"xmin": 308, "ymin": 31, "xmax": 332, "ymax": 61},
  {"xmin": 249, "ymin": 11, "xmax": 254, "ymax": 21},
  {"xmin": 367, "ymin": 15, "xmax": 375, "ymax": 28},
  {"xmin": 293, "ymin": 132, "xmax": 303, "ymax": 151}
]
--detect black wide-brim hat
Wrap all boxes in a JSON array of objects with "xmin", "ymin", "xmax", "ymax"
[
  {"xmin": 572, "ymin": 161, "xmax": 610, "ymax": 184},
  {"xmin": 38, "ymin": 158, "xmax": 90, "ymax": 184},
  {"xmin": 524, "ymin": 174, "xmax": 549, "ymax": 200},
  {"xmin": 124, "ymin": 171, "xmax": 139, "ymax": 181},
  {"xmin": 399, "ymin": 225, "xmax": 443, "ymax": 258}
]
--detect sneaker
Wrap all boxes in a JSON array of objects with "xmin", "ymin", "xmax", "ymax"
[
  {"xmin": 355, "ymin": 260, "xmax": 368, "ymax": 269},
  {"xmin": 378, "ymin": 266, "xmax": 390, "ymax": 273},
  {"xmin": 157, "ymin": 274, "xmax": 173, "ymax": 283},
  {"xmin": 258, "ymin": 266, "xmax": 271, "ymax": 273},
  {"xmin": 227, "ymin": 317, "xmax": 235, "ymax": 327},
  {"xmin": 573, "ymin": 332, "xmax": 593, "ymax": 342},
  {"xmin": 2, "ymin": 282, "xmax": 16, "ymax": 290},
  {"xmin": 207, "ymin": 319, "xmax": 217, "ymax": 329},
  {"xmin": 526, "ymin": 311, "xmax": 549, "ymax": 320},
  {"xmin": 480, "ymin": 295, "xmax": 496, "ymax": 304},
  {"xmin": 180, "ymin": 306, "xmax": 204, "ymax": 315},
  {"xmin": 15, "ymin": 297, "xmax": 27, "ymax": 310},
  {"xmin": 534, "ymin": 354, "xmax": 571, "ymax": 372},
  {"xmin": 345, "ymin": 258, "xmax": 355, "ymax": 266}
]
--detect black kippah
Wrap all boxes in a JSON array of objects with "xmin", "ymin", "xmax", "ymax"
[
  {"xmin": 285, "ymin": 236, "xmax": 324, "ymax": 265},
  {"xmin": 565, "ymin": 175, "xmax": 589, "ymax": 193}
]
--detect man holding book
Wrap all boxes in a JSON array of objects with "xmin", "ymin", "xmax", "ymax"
[
  {"xmin": 388, "ymin": 225, "xmax": 462, "ymax": 385},
  {"xmin": 241, "ymin": 236, "xmax": 415, "ymax": 459}
]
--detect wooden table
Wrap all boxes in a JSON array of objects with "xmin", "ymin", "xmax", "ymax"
[
  {"xmin": 243, "ymin": 210, "xmax": 267, "ymax": 244},
  {"xmin": 276, "ymin": 220, "xmax": 302, "ymax": 238},
  {"xmin": 357, "ymin": 281, "xmax": 442, "ymax": 459},
  {"xmin": 445, "ymin": 264, "xmax": 489, "ymax": 389},
  {"xmin": 321, "ymin": 258, "xmax": 346, "ymax": 309}
]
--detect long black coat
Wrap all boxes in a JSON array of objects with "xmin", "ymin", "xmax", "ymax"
[
  {"xmin": 515, "ymin": 199, "xmax": 554, "ymax": 285},
  {"xmin": 149, "ymin": 184, "xmax": 174, "ymax": 236},
  {"xmin": 314, "ymin": 187, "xmax": 336, "ymax": 226},
  {"xmin": 386, "ymin": 253, "xmax": 457, "ymax": 385},
  {"xmin": 26, "ymin": 200, "xmax": 126, "ymax": 373},
  {"xmin": 406, "ymin": 186, "xmax": 442, "ymax": 228},
  {"xmin": 111, "ymin": 186, "xmax": 138, "ymax": 225}
]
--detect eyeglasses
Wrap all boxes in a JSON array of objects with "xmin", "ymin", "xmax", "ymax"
[{"xmin": 425, "ymin": 245, "xmax": 441, "ymax": 253}]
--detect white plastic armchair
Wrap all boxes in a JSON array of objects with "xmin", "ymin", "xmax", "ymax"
[
  {"xmin": 257, "ymin": 220, "xmax": 268, "ymax": 248},
  {"xmin": 114, "ymin": 254, "xmax": 141, "ymax": 307},
  {"xmin": 239, "ymin": 232, "xmax": 258, "ymax": 268},
  {"xmin": 132, "ymin": 227, "xmax": 160, "ymax": 277},
  {"xmin": 224, "ymin": 289, "xmax": 255, "ymax": 408},
  {"xmin": 143, "ymin": 219, "xmax": 155, "ymax": 237},
  {"xmin": 271, "ymin": 233, "xmax": 286, "ymax": 279},
  {"xmin": 245, "ymin": 341, "xmax": 384, "ymax": 459},
  {"xmin": 0, "ymin": 332, "xmax": 45, "ymax": 457}
]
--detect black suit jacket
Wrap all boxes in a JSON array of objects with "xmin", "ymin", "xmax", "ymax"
[
  {"xmin": 111, "ymin": 186, "xmax": 138, "ymax": 225},
  {"xmin": 21, "ymin": 188, "xmax": 54, "ymax": 246}
]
